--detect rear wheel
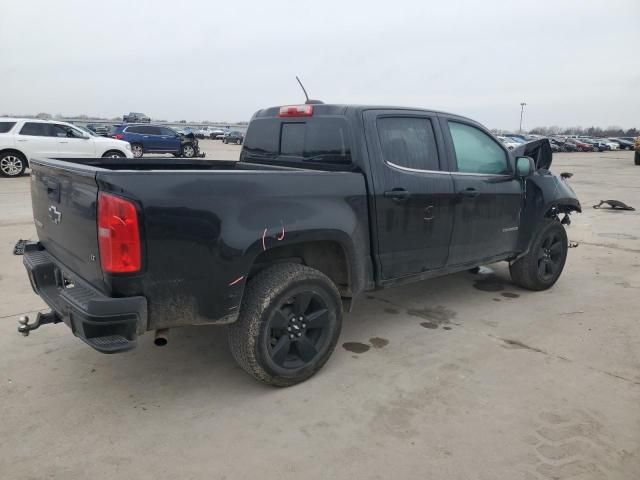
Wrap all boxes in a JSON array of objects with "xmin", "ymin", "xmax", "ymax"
[
  {"xmin": 131, "ymin": 143, "xmax": 143, "ymax": 158},
  {"xmin": 228, "ymin": 263, "xmax": 343, "ymax": 387},
  {"xmin": 0, "ymin": 152, "xmax": 27, "ymax": 177},
  {"xmin": 182, "ymin": 144, "xmax": 195, "ymax": 158},
  {"xmin": 510, "ymin": 219, "xmax": 568, "ymax": 291},
  {"xmin": 635, "ymin": 152, "xmax": 640, "ymax": 166},
  {"xmin": 102, "ymin": 150, "xmax": 125, "ymax": 158},
  {"xmin": 236, "ymin": 139, "xmax": 241, "ymax": 145}
]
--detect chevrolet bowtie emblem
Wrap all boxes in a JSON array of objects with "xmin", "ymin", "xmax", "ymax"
[{"xmin": 48, "ymin": 206, "xmax": 62, "ymax": 224}]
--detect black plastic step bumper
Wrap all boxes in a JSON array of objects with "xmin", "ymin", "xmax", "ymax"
[{"xmin": 22, "ymin": 243, "xmax": 147, "ymax": 353}]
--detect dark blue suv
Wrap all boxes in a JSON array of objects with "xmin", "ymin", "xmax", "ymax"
[{"xmin": 110, "ymin": 124, "xmax": 202, "ymax": 158}]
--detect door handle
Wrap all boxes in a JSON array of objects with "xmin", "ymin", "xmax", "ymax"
[
  {"xmin": 58, "ymin": 141, "xmax": 68, "ymax": 144},
  {"xmin": 383, "ymin": 188, "xmax": 410, "ymax": 200},
  {"xmin": 17, "ymin": 139, "xmax": 27, "ymax": 142},
  {"xmin": 459, "ymin": 187, "xmax": 480, "ymax": 198}
]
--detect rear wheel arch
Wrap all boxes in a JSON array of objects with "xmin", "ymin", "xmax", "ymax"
[
  {"xmin": 0, "ymin": 149, "xmax": 28, "ymax": 177},
  {"xmin": 248, "ymin": 240, "xmax": 353, "ymax": 298},
  {"xmin": 0, "ymin": 148, "xmax": 28, "ymax": 165}
]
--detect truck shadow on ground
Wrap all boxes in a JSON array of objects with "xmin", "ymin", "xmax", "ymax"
[{"xmin": 58, "ymin": 264, "xmax": 522, "ymax": 398}]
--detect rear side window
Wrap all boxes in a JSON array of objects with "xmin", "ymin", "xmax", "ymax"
[
  {"xmin": 243, "ymin": 118, "xmax": 351, "ymax": 165},
  {"xmin": 449, "ymin": 122, "xmax": 508, "ymax": 174},
  {"xmin": 19, "ymin": 122, "xmax": 51, "ymax": 136},
  {"xmin": 0, "ymin": 122, "xmax": 16, "ymax": 133},
  {"xmin": 376, "ymin": 117, "xmax": 440, "ymax": 171}
]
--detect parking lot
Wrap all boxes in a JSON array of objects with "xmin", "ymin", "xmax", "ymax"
[{"xmin": 1, "ymin": 147, "xmax": 638, "ymax": 479}]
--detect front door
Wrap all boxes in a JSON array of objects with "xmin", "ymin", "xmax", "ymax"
[
  {"xmin": 441, "ymin": 118, "xmax": 523, "ymax": 266},
  {"xmin": 159, "ymin": 127, "xmax": 181, "ymax": 153},
  {"xmin": 52, "ymin": 123, "xmax": 95, "ymax": 157},
  {"xmin": 364, "ymin": 110, "xmax": 456, "ymax": 280}
]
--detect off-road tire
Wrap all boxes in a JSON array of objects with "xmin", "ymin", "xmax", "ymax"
[
  {"xmin": 634, "ymin": 151, "xmax": 640, "ymax": 166},
  {"xmin": 510, "ymin": 219, "xmax": 568, "ymax": 291},
  {"xmin": 228, "ymin": 263, "xmax": 343, "ymax": 387}
]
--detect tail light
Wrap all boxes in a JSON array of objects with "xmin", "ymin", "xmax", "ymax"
[
  {"xmin": 98, "ymin": 192, "xmax": 141, "ymax": 273},
  {"xmin": 278, "ymin": 105, "xmax": 314, "ymax": 117},
  {"xmin": 112, "ymin": 133, "xmax": 124, "ymax": 140}
]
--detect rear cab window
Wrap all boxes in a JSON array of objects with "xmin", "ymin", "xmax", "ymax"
[{"xmin": 242, "ymin": 116, "xmax": 352, "ymax": 169}]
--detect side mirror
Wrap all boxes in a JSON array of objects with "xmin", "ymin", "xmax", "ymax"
[{"xmin": 515, "ymin": 156, "xmax": 535, "ymax": 178}]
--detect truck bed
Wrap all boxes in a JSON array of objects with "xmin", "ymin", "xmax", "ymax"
[
  {"xmin": 45, "ymin": 157, "xmax": 301, "ymax": 172},
  {"xmin": 28, "ymin": 157, "xmax": 372, "ymax": 343}
]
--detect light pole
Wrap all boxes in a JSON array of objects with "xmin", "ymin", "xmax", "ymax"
[{"xmin": 519, "ymin": 102, "xmax": 527, "ymax": 133}]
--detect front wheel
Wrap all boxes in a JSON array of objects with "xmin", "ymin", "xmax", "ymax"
[
  {"xmin": 228, "ymin": 263, "xmax": 343, "ymax": 387},
  {"xmin": 102, "ymin": 150, "xmax": 125, "ymax": 158},
  {"xmin": 181, "ymin": 144, "xmax": 195, "ymax": 158},
  {"xmin": 510, "ymin": 219, "xmax": 568, "ymax": 291},
  {"xmin": 0, "ymin": 152, "xmax": 27, "ymax": 177}
]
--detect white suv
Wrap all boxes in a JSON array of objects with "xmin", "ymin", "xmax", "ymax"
[{"xmin": 0, "ymin": 118, "xmax": 133, "ymax": 177}]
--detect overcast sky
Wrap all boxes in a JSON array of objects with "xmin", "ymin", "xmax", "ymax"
[{"xmin": 1, "ymin": 0, "xmax": 638, "ymax": 130}]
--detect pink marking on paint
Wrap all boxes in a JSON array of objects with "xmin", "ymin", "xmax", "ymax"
[
  {"xmin": 228, "ymin": 276, "xmax": 245, "ymax": 286},
  {"xmin": 277, "ymin": 222, "xmax": 285, "ymax": 241},
  {"xmin": 262, "ymin": 228, "xmax": 268, "ymax": 251}
]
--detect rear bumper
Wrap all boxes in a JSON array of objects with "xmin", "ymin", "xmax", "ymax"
[{"xmin": 23, "ymin": 243, "xmax": 147, "ymax": 353}]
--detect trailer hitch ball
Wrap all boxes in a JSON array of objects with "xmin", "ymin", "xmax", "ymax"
[
  {"xmin": 18, "ymin": 316, "xmax": 31, "ymax": 336},
  {"xmin": 17, "ymin": 312, "xmax": 61, "ymax": 336}
]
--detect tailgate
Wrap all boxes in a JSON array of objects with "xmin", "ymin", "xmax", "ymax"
[{"xmin": 30, "ymin": 161, "xmax": 106, "ymax": 291}]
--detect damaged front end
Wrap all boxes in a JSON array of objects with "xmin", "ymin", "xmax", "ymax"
[{"xmin": 513, "ymin": 139, "xmax": 581, "ymax": 256}]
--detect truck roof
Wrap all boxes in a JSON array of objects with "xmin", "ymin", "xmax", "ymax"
[{"xmin": 252, "ymin": 103, "xmax": 478, "ymax": 125}]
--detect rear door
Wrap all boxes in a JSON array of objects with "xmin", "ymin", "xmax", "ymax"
[
  {"xmin": 363, "ymin": 110, "xmax": 455, "ymax": 280},
  {"xmin": 15, "ymin": 122, "xmax": 59, "ymax": 160},
  {"xmin": 140, "ymin": 126, "xmax": 163, "ymax": 151},
  {"xmin": 440, "ymin": 117, "xmax": 523, "ymax": 265},
  {"xmin": 30, "ymin": 161, "xmax": 105, "ymax": 288}
]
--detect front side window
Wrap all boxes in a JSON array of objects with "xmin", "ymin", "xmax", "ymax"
[
  {"xmin": 51, "ymin": 124, "xmax": 85, "ymax": 138},
  {"xmin": 376, "ymin": 117, "xmax": 439, "ymax": 171},
  {"xmin": 19, "ymin": 122, "xmax": 51, "ymax": 137},
  {"xmin": 449, "ymin": 122, "xmax": 509, "ymax": 174}
]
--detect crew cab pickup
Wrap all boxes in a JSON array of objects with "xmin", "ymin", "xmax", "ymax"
[{"xmin": 18, "ymin": 103, "xmax": 581, "ymax": 386}]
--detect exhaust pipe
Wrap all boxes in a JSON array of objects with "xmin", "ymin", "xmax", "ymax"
[{"xmin": 154, "ymin": 328, "xmax": 170, "ymax": 347}]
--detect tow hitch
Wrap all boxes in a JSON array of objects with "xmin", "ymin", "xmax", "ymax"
[{"xmin": 18, "ymin": 311, "xmax": 61, "ymax": 336}]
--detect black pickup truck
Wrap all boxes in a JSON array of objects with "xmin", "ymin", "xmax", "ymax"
[{"xmin": 19, "ymin": 103, "xmax": 580, "ymax": 386}]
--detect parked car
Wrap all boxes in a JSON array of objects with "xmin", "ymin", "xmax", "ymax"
[
  {"xmin": 556, "ymin": 140, "xmax": 578, "ymax": 152},
  {"xmin": 210, "ymin": 128, "xmax": 225, "ymax": 139},
  {"xmin": 611, "ymin": 138, "xmax": 634, "ymax": 150},
  {"xmin": 110, "ymin": 124, "xmax": 204, "ymax": 158},
  {"xmin": 195, "ymin": 127, "xmax": 213, "ymax": 139},
  {"xmin": 0, "ymin": 118, "xmax": 132, "ymax": 177},
  {"xmin": 497, "ymin": 136, "xmax": 520, "ymax": 150},
  {"xmin": 17, "ymin": 103, "xmax": 581, "ymax": 386},
  {"xmin": 123, "ymin": 112, "xmax": 150, "ymax": 123},
  {"xmin": 566, "ymin": 138, "xmax": 596, "ymax": 152},
  {"xmin": 583, "ymin": 139, "xmax": 610, "ymax": 152},
  {"xmin": 222, "ymin": 130, "xmax": 244, "ymax": 145},
  {"xmin": 85, "ymin": 123, "xmax": 110, "ymax": 136},
  {"xmin": 601, "ymin": 139, "xmax": 619, "ymax": 151}
]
